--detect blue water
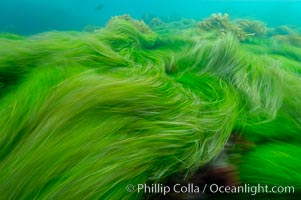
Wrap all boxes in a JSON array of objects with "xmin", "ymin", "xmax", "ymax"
[{"xmin": 1, "ymin": 0, "xmax": 300, "ymax": 34}]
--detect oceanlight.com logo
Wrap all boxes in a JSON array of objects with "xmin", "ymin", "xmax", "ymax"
[{"xmin": 126, "ymin": 183, "xmax": 295, "ymax": 196}]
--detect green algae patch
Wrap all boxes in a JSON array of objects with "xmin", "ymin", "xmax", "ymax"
[{"xmin": 0, "ymin": 15, "xmax": 301, "ymax": 199}]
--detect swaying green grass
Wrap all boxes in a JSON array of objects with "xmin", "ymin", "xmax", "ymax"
[{"xmin": 0, "ymin": 15, "xmax": 301, "ymax": 199}]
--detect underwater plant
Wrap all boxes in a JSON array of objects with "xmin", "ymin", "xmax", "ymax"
[
  {"xmin": 196, "ymin": 13, "xmax": 269, "ymax": 41},
  {"xmin": 148, "ymin": 17, "xmax": 164, "ymax": 28},
  {"xmin": 0, "ymin": 15, "xmax": 301, "ymax": 200},
  {"xmin": 196, "ymin": 13, "xmax": 247, "ymax": 41},
  {"xmin": 274, "ymin": 34, "xmax": 301, "ymax": 48},
  {"xmin": 234, "ymin": 19, "xmax": 267, "ymax": 37},
  {"xmin": 108, "ymin": 14, "xmax": 152, "ymax": 34},
  {"xmin": 268, "ymin": 25, "xmax": 298, "ymax": 36}
]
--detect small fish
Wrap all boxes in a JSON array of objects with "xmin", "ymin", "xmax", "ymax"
[{"xmin": 95, "ymin": 4, "xmax": 104, "ymax": 11}]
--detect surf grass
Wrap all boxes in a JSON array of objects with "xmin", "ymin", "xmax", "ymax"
[{"xmin": 0, "ymin": 16, "xmax": 301, "ymax": 199}]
